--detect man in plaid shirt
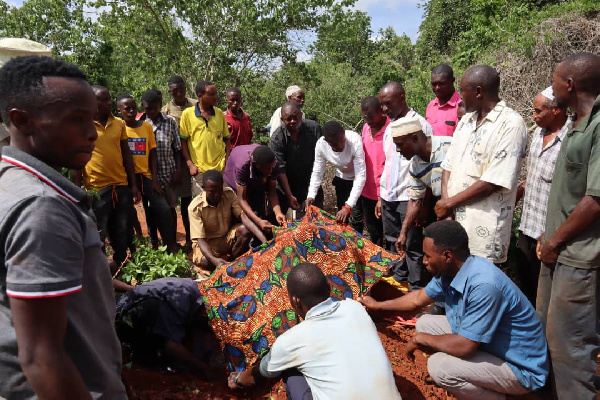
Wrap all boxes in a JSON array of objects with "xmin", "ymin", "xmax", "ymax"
[
  {"xmin": 140, "ymin": 89, "xmax": 183, "ymax": 248},
  {"xmin": 516, "ymin": 86, "xmax": 569, "ymax": 305}
]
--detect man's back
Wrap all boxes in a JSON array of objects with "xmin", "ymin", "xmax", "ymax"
[{"xmin": 260, "ymin": 298, "xmax": 401, "ymax": 399}]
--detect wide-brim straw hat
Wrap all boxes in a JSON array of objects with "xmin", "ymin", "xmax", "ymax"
[{"xmin": 0, "ymin": 38, "xmax": 51, "ymax": 67}]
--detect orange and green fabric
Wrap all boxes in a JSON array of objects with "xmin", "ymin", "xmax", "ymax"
[{"xmin": 199, "ymin": 206, "xmax": 401, "ymax": 372}]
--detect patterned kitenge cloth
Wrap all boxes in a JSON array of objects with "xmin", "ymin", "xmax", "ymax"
[{"xmin": 199, "ymin": 206, "xmax": 401, "ymax": 372}]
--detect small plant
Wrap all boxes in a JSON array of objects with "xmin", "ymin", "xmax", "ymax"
[{"xmin": 120, "ymin": 236, "xmax": 193, "ymax": 284}]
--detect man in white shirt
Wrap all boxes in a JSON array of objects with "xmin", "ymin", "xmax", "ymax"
[
  {"xmin": 305, "ymin": 121, "xmax": 366, "ymax": 224},
  {"xmin": 227, "ymin": 263, "xmax": 402, "ymax": 400},
  {"xmin": 436, "ymin": 65, "xmax": 527, "ymax": 264}
]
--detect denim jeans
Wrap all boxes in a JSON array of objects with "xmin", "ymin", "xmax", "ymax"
[
  {"xmin": 92, "ymin": 185, "xmax": 133, "ymax": 267},
  {"xmin": 136, "ymin": 174, "xmax": 174, "ymax": 245},
  {"xmin": 536, "ymin": 262, "xmax": 600, "ymax": 400}
]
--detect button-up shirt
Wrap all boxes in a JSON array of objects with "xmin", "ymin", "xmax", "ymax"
[
  {"xmin": 424, "ymin": 255, "xmax": 549, "ymax": 391},
  {"xmin": 188, "ymin": 187, "xmax": 242, "ymax": 240},
  {"xmin": 426, "ymin": 90, "xmax": 462, "ymax": 137},
  {"xmin": 140, "ymin": 113, "xmax": 182, "ymax": 184},
  {"xmin": 519, "ymin": 120, "xmax": 570, "ymax": 240},
  {"xmin": 361, "ymin": 117, "xmax": 390, "ymax": 200}
]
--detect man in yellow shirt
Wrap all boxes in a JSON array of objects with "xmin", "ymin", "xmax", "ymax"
[
  {"xmin": 117, "ymin": 95, "xmax": 176, "ymax": 253},
  {"xmin": 180, "ymin": 81, "xmax": 230, "ymax": 197},
  {"xmin": 72, "ymin": 86, "xmax": 139, "ymax": 269}
]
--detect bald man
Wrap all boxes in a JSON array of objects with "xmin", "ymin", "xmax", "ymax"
[
  {"xmin": 269, "ymin": 85, "xmax": 306, "ymax": 137},
  {"xmin": 537, "ymin": 52, "xmax": 600, "ymax": 400},
  {"xmin": 436, "ymin": 65, "xmax": 527, "ymax": 264}
]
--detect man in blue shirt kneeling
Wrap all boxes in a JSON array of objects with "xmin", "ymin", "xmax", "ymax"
[{"xmin": 359, "ymin": 220, "xmax": 549, "ymax": 400}]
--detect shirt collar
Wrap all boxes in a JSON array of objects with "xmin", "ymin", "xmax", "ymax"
[
  {"xmin": 434, "ymin": 90, "xmax": 460, "ymax": 107},
  {"xmin": 194, "ymin": 103, "xmax": 216, "ymax": 118},
  {"xmin": 94, "ymin": 113, "xmax": 117, "ymax": 128},
  {"xmin": 225, "ymin": 109, "xmax": 247, "ymax": 120},
  {"xmin": 538, "ymin": 118, "xmax": 572, "ymax": 142},
  {"xmin": 305, "ymin": 298, "xmax": 339, "ymax": 320},
  {"xmin": 139, "ymin": 112, "xmax": 166, "ymax": 123},
  {"xmin": 468, "ymin": 100, "xmax": 506, "ymax": 125},
  {"xmin": 1, "ymin": 146, "xmax": 88, "ymax": 204},
  {"xmin": 449, "ymin": 255, "xmax": 477, "ymax": 294},
  {"xmin": 572, "ymin": 95, "xmax": 600, "ymax": 133}
]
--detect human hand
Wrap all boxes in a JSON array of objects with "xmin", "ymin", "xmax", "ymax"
[
  {"xmin": 131, "ymin": 186, "xmax": 142, "ymax": 204},
  {"xmin": 304, "ymin": 197, "xmax": 314, "ymax": 211},
  {"xmin": 288, "ymin": 195, "xmax": 300, "ymax": 210},
  {"xmin": 336, "ymin": 207, "xmax": 351, "ymax": 224},
  {"xmin": 188, "ymin": 163, "xmax": 199, "ymax": 176},
  {"xmin": 405, "ymin": 333, "xmax": 420, "ymax": 361},
  {"xmin": 395, "ymin": 232, "xmax": 407, "ymax": 253},
  {"xmin": 434, "ymin": 199, "xmax": 453, "ymax": 219},
  {"xmin": 536, "ymin": 233, "xmax": 544, "ymax": 260},
  {"xmin": 275, "ymin": 213, "xmax": 287, "ymax": 226},
  {"xmin": 539, "ymin": 234, "xmax": 560, "ymax": 265},
  {"xmin": 357, "ymin": 295, "xmax": 378, "ymax": 310},
  {"xmin": 258, "ymin": 219, "xmax": 273, "ymax": 232},
  {"xmin": 214, "ymin": 258, "xmax": 228, "ymax": 266},
  {"xmin": 228, "ymin": 372, "xmax": 241, "ymax": 390},
  {"xmin": 375, "ymin": 199, "xmax": 382, "ymax": 219},
  {"xmin": 151, "ymin": 180, "xmax": 164, "ymax": 196}
]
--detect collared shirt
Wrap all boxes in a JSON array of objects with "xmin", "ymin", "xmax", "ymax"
[
  {"xmin": 224, "ymin": 109, "xmax": 253, "ymax": 149},
  {"xmin": 380, "ymin": 110, "xmax": 433, "ymax": 202},
  {"xmin": 223, "ymin": 144, "xmax": 279, "ymax": 193},
  {"xmin": 426, "ymin": 90, "xmax": 462, "ymax": 137},
  {"xmin": 126, "ymin": 121, "xmax": 157, "ymax": 180},
  {"xmin": 269, "ymin": 120, "xmax": 323, "ymax": 202},
  {"xmin": 409, "ymin": 135, "xmax": 452, "ymax": 199},
  {"xmin": 0, "ymin": 147, "xmax": 126, "ymax": 399},
  {"xmin": 259, "ymin": 298, "xmax": 402, "ymax": 400},
  {"xmin": 180, "ymin": 104, "xmax": 230, "ymax": 172},
  {"xmin": 269, "ymin": 106, "xmax": 306, "ymax": 137},
  {"xmin": 308, "ymin": 130, "xmax": 366, "ymax": 208},
  {"xmin": 361, "ymin": 117, "xmax": 390, "ymax": 200},
  {"xmin": 545, "ymin": 95, "xmax": 600, "ymax": 269},
  {"xmin": 140, "ymin": 113, "xmax": 182, "ymax": 184},
  {"xmin": 162, "ymin": 97, "xmax": 198, "ymax": 127},
  {"xmin": 84, "ymin": 114, "xmax": 128, "ymax": 190},
  {"xmin": 188, "ymin": 187, "xmax": 242, "ymax": 240},
  {"xmin": 442, "ymin": 101, "xmax": 527, "ymax": 263},
  {"xmin": 519, "ymin": 120, "xmax": 570, "ymax": 240},
  {"xmin": 424, "ymin": 255, "xmax": 549, "ymax": 391}
]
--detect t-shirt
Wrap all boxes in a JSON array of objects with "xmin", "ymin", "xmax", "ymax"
[
  {"xmin": 224, "ymin": 109, "xmax": 253, "ymax": 149},
  {"xmin": 307, "ymin": 130, "xmax": 366, "ymax": 208},
  {"xmin": 259, "ymin": 298, "xmax": 402, "ymax": 400},
  {"xmin": 84, "ymin": 114, "xmax": 129, "ymax": 190},
  {"xmin": 426, "ymin": 91, "xmax": 462, "ymax": 137},
  {"xmin": 223, "ymin": 144, "xmax": 279, "ymax": 193},
  {"xmin": 0, "ymin": 146, "xmax": 126, "ymax": 399},
  {"xmin": 188, "ymin": 187, "xmax": 242, "ymax": 240},
  {"xmin": 179, "ymin": 104, "xmax": 230, "ymax": 172},
  {"xmin": 424, "ymin": 255, "xmax": 549, "ymax": 391},
  {"xmin": 361, "ymin": 118, "xmax": 389, "ymax": 200},
  {"xmin": 409, "ymin": 135, "xmax": 452, "ymax": 199},
  {"xmin": 162, "ymin": 97, "xmax": 198, "ymax": 127},
  {"xmin": 545, "ymin": 95, "xmax": 600, "ymax": 269},
  {"xmin": 126, "ymin": 121, "xmax": 157, "ymax": 179},
  {"xmin": 441, "ymin": 101, "xmax": 527, "ymax": 263}
]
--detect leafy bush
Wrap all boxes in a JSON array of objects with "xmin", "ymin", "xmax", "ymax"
[{"xmin": 120, "ymin": 237, "xmax": 193, "ymax": 284}]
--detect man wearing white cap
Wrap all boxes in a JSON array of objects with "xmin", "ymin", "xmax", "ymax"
[
  {"xmin": 391, "ymin": 117, "xmax": 452, "ymax": 255},
  {"xmin": 515, "ymin": 87, "xmax": 570, "ymax": 305},
  {"xmin": 269, "ymin": 85, "xmax": 306, "ymax": 137}
]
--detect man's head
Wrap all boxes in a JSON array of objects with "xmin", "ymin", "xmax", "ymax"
[
  {"xmin": 286, "ymin": 263, "xmax": 330, "ymax": 318},
  {"xmin": 431, "ymin": 64, "xmax": 455, "ymax": 103},
  {"xmin": 281, "ymin": 102, "xmax": 303, "ymax": 134},
  {"xmin": 141, "ymin": 89, "xmax": 162, "ymax": 120},
  {"xmin": 92, "ymin": 85, "xmax": 112, "ymax": 119},
  {"xmin": 226, "ymin": 87, "xmax": 243, "ymax": 114},
  {"xmin": 202, "ymin": 169, "xmax": 224, "ymax": 206},
  {"xmin": 532, "ymin": 87, "xmax": 567, "ymax": 129},
  {"xmin": 286, "ymin": 85, "xmax": 305, "ymax": 108},
  {"xmin": 390, "ymin": 117, "xmax": 425, "ymax": 160},
  {"xmin": 459, "ymin": 65, "xmax": 500, "ymax": 113},
  {"xmin": 195, "ymin": 80, "xmax": 217, "ymax": 108},
  {"xmin": 116, "ymin": 94, "xmax": 138, "ymax": 122},
  {"xmin": 422, "ymin": 220, "xmax": 470, "ymax": 278},
  {"xmin": 322, "ymin": 121, "xmax": 346, "ymax": 152},
  {"xmin": 361, "ymin": 96, "xmax": 386, "ymax": 130},
  {"xmin": 0, "ymin": 56, "xmax": 97, "ymax": 170},
  {"xmin": 379, "ymin": 81, "xmax": 407, "ymax": 120},
  {"xmin": 252, "ymin": 145, "xmax": 276, "ymax": 176},
  {"xmin": 552, "ymin": 52, "xmax": 600, "ymax": 109},
  {"xmin": 167, "ymin": 75, "xmax": 186, "ymax": 104}
]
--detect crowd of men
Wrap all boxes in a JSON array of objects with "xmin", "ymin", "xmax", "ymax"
[{"xmin": 0, "ymin": 46, "xmax": 598, "ymax": 400}]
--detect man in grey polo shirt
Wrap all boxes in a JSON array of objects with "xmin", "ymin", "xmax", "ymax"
[{"xmin": 0, "ymin": 56, "xmax": 126, "ymax": 398}]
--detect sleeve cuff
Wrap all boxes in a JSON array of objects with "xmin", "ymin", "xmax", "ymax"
[{"xmin": 457, "ymin": 327, "xmax": 491, "ymax": 344}]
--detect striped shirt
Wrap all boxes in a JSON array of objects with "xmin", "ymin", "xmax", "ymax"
[
  {"xmin": 519, "ymin": 120, "xmax": 570, "ymax": 240},
  {"xmin": 409, "ymin": 135, "xmax": 452, "ymax": 199}
]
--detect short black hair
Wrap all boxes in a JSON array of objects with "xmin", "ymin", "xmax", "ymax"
[
  {"xmin": 463, "ymin": 65, "xmax": 500, "ymax": 95},
  {"xmin": 323, "ymin": 121, "xmax": 344, "ymax": 139},
  {"xmin": 227, "ymin": 87, "xmax": 241, "ymax": 96},
  {"xmin": 287, "ymin": 263, "xmax": 330, "ymax": 310},
  {"xmin": 281, "ymin": 101, "xmax": 300, "ymax": 114},
  {"xmin": 0, "ymin": 56, "xmax": 87, "ymax": 125},
  {"xmin": 559, "ymin": 52, "xmax": 600, "ymax": 96},
  {"xmin": 424, "ymin": 220, "xmax": 470, "ymax": 260},
  {"xmin": 382, "ymin": 81, "xmax": 405, "ymax": 94},
  {"xmin": 142, "ymin": 89, "xmax": 162, "ymax": 105},
  {"xmin": 252, "ymin": 145, "xmax": 275, "ymax": 165},
  {"xmin": 361, "ymin": 96, "xmax": 380, "ymax": 111},
  {"xmin": 195, "ymin": 80, "xmax": 213, "ymax": 96},
  {"xmin": 431, "ymin": 63, "xmax": 454, "ymax": 79},
  {"xmin": 116, "ymin": 94, "xmax": 134, "ymax": 103},
  {"xmin": 167, "ymin": 75, "xmax": 185, "ymax": 86},
  {"xmin": 202, "ymin": 169, "xmax": 223, "ymax": 185}
]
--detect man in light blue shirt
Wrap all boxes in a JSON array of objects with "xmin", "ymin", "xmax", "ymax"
[{"xmin": 359, "ymin": 220, "xmax": 549, "ymax": 399}]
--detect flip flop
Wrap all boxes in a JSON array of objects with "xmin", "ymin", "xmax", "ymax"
[{"xmin": 384, "ymin": 316, "xmax": 418, "ymax": 327}]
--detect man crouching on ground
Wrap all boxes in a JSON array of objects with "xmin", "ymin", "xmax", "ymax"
[{"xmin": 359, "ymin": 220, "xmax": 549, "ymax": 399}]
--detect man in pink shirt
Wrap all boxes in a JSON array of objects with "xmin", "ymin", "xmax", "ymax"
[
  {"xmin": 426, "ymin": 64, "xmax": 462, "ymax": 137},
  {"xmin": 353, "ymin": 96, "xmax": 389, "ymax": 247}
]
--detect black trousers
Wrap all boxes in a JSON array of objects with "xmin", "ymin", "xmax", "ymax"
[
  {"xmin": 353, "ymin": 195, "xmax": 384, "ymax": 247},
  {"xmin": 515, "ymin": 232, "xmax": 541, "ymax": 305}
]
